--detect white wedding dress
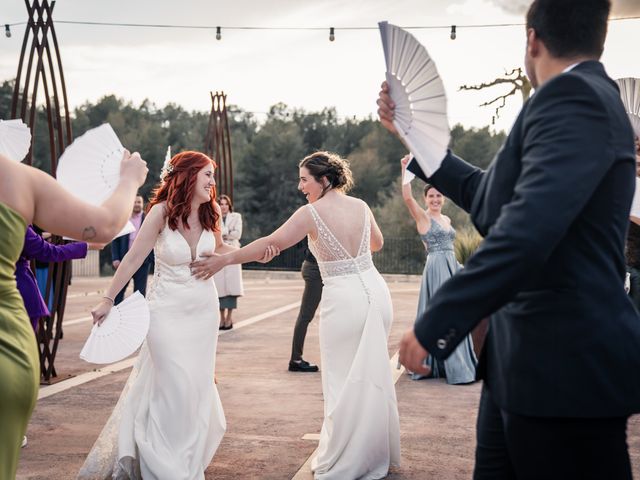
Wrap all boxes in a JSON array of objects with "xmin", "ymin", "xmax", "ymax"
[
  {"xmin": 78, "ymin": 223, "xmax": 226, "ymax": 480},
  {"xmin": 307, "ymin": 202, "xmax": 400, "ymax": 480}
]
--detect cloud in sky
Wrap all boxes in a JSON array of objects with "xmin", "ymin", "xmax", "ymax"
[
  {"xmin": 1, "ymin": 0, "xmax": 639, "ymax": 133},
  {"xmin": 473, "ymin": 0, "xmax": 640, "ymax": 17}
]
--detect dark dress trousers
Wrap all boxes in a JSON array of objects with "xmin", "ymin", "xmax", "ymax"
[
  {"xmin": 408, "ymin": 61, "xmax": 640, "ymax": 419},
  {"xmin": 111, "ymin": 213, "xmax": 154, "ymax": 305}
]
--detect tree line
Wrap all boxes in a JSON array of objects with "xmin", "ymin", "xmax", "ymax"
[{"xmin": 0, "ymin": 79, "xmax": 506, "ymax": 247}]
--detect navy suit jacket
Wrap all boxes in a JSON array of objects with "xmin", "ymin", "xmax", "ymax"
[
  {"xmin": 111, "ymin": 213, "xmax": 154, "ymax": 268},
  {"xmin": 411, "ymin": 61, "xmax": 640, "ymax": 417}
]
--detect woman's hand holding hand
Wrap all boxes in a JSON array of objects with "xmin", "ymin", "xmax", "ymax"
[{"xmin": 257, "ymin": 245, "xmax": 280, "ymax": 264}]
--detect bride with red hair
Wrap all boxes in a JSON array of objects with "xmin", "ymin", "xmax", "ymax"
[{"xmin": 79, "ymin": 151, "xmax": 275, "ymax": 479}]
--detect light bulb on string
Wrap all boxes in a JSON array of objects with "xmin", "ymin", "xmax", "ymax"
[
  {"xmin": 216, "ymin": 26, "xmax": 221, "ymax": 41},
  {"xmin": 450, "ymin": 25, "xmax": 456, "ymax": 40},
  {"xmin": 5, "ymin": 25, "xmax": 11, "ymax": 38},
  {"xmin": 329, "ymin": 27, "xmax": 335, "ymax": 42}
]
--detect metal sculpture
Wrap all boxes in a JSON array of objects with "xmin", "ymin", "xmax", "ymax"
[
  {"xmin": 204, "ymin": 91, "xmax": 234, "ymax": 200},
  {"xmin": 11, "ymin": 0, "xmax": 73, "ymax": 383}
]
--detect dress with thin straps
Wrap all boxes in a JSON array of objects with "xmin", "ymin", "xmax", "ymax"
[
  {"xmin": 307, "ymin": 200, "xmax": 400, "ymax": 480},
  {"xmin": 411, "ymin": 219, "xmax": 477, "ymax": 384}
]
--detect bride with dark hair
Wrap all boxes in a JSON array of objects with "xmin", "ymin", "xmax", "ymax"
[
  {"xmin": 192, "ymin": 151, "xmax": 400, "ymax": 480},
  {"xmin": 79, "ymin": 151, "xmax": 274, "ymax": 479}
]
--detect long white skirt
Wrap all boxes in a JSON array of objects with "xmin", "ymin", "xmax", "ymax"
[
  {"xmin": 78, "ymin": 276, "xmax": 226, "ymax": 480},
  {"xmin": 311, "ymin": 268, "xmax": 400, "ymax": 480}
]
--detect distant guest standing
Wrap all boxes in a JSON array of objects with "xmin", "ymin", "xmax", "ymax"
[
  {"xmin": 288, "ymin": 238, "xmax": 321, "ymax": 372},
  {"xmin": 214, "ymin": 194, "xmax": 244, "ymax": 329}
]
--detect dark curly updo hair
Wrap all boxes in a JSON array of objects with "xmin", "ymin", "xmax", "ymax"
[{"xmin": 299, "ymin": 151, "xmax": 354, "ymax": 197}]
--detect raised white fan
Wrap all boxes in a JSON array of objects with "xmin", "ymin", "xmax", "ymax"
[
  {"xmin": 56, "ymin": 123, "xmax": 134, "ymax": 240},
  {"xmin": 80, "ymin": 291, "xmax": 150, "ymax": 364},
  {"xmin": 0, "ymin": 119, "xmax": 31, "ymax": 162},
  {"xmin": 379, "ymin": 21, "xmax": 450, "ymax": 179},
  {"xmin": 57, "ymin": 123, "xmax": 124, "ymax": 203},
  {"xmin": 616, "ymin": 77, "xmax": 640, "ymax": 138}
]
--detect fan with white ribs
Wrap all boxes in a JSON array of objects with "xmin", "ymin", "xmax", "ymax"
[{"xmin": 379, "ymin": 21, "xmax": 450, "ymax": 180}]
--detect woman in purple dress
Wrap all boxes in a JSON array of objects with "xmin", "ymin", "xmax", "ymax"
[{"xmin": 15, "ymin": 226, "xmax": 89, "ymax": 330}]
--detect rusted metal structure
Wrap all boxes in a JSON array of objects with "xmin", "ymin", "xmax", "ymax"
[
  {"xmin": 204, "ymin": 91, "xmax": 234, "ymax": 200},
  {"xmin": 11, "ymin": 0, "xmax": 73, "ymax": 383}
]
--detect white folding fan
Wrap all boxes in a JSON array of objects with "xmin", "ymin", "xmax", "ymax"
[
  {"xmin": 80, "ymin": 291, "xmax": 150, "ymax": 364},
  {"xmin": 57, "ymin": 123, "xmax": 136, "ymax": 241},
  {"xmin": 56, "ymin": 123, "xmax": 126, "ymax": 205},
  {"xmin": 379, "ymin": 21, "xmax": 450, "ymax": 179},
  {"xmin": 0, "ymin": 119, "xmax": 31, "ymax": 162},
  {"xmin": 615, "ymin": 77, "xmax": 640, "ymax": 138}
]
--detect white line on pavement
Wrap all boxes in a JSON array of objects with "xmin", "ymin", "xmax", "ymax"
[{"xmin": 38, "ymin": 301, "xmax": 302, "ymax": 400}]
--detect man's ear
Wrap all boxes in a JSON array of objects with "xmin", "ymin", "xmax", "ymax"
[{"xmin": 526, "ymin": 28, "xmax": 541, "ymax": 58}]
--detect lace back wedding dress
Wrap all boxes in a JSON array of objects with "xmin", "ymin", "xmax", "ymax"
[
  {"xmin": 307, "ymin": 201, "xmax": 400, "ymax": 480},
  {"xmin": 78, "ymin": 222, "xmax": 226, "ymax": 480}
]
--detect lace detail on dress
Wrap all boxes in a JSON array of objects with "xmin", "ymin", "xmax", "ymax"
[
  {"xmin": 77, "ymin": 347, "xmax": 146, "ymax": 479},
  {"xmin": 421, "ymin": 220, "xmax": 455, "ymax": 254},
  {"xmin": 307, "ymin": 202, "xmax": 374, "ymax": 279}
]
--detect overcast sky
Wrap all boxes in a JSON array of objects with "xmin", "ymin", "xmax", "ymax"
[{"xmin": 1, "ymin": 0, "xmax": 639, "ymax": 132}]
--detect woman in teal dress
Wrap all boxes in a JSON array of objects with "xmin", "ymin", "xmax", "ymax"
[
  {"xmin": 0, "ymin": 150, "xmax": 147, "ymax": 479},
  {"xmin": 400, "ymin": 155, "xmax": 477, "ymax": 384}
]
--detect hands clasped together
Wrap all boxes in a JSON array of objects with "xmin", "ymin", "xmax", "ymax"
[{"xmin": 189, "ymin": 244, "xmax": 280, "ymax": 280}]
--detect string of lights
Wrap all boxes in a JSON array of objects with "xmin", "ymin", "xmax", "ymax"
[{"xmin": 3, "ymin": 15, "xmax": 640, "ymax": 40}]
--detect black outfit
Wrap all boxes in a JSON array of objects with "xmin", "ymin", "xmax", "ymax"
[
  {"xmin": 289, "ymin": 243, "xmax": 322, "ymax": 366},
  {"xmin": 111, "ymin": 214, "xmax": 154, "ymax": 305},
  {"xmin": 408, "ymin": 61, "xmax": 640, "ymax": 479}
]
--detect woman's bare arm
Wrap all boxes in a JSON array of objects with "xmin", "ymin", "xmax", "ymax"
[
  {"xmin": 191, "ymin": 206, "xmax": 313, "ymax": 279},
  {"xmin": 369, "ymin": 207, "xmax": 384, "ymax": 252},
  {"xmin": 103, "ymin": 204, "xmax": 164, "ymax": 299},
  {"xmin": 30, "ymin": 151, "xmax": 148, "ymax": 242}
]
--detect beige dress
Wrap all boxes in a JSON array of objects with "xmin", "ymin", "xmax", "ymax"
[{"xmin": 213, "ymin": 212, "xmax": 244, "ymax": 308}]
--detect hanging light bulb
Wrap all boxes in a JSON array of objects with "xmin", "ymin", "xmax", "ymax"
[
  {"xmin": 216, "ymin": 26, "xmax": 221, "ymax": 41},
  {"xmin": 5, "ymin": 25, "xmax": 11, "ymax": 38},
  {"xmin": 450, "ymin": 25, "xmax": 456, "ymax": 40},
  {"xmin": 329, "ymin": 27, "xmax": 335, "ymax": 42}
]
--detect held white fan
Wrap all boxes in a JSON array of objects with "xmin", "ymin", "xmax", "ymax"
[
  {"xmin": 379, "ymin": 21, "xmax": 450, "ymax": 179},
  {"xmin": 57, "ymin": 123, "xmax": 133, "ymax": 241},
  {"xmin": 57, "ymin": 123, "xmax": 125, "ymax": 204},
  {"xmin": 0, "ymin": 119, "xmax": 31, "ymax": 162},
  {"xmin": 615, "ymin": 77, "xmax": 640, "ymax": 138},
  {"xmin": 80, "ymin": 291, "xmax": 150, "ymax": 364}
]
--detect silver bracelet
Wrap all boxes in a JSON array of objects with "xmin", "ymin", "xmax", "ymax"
[{"xmin": 102, "ymin": 295, "xmax": 115, "ymax": 304}]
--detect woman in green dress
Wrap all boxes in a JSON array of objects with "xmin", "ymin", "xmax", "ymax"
[{"xmin": 0, "ymin": 150, "xmax": 147, "ymax": 479}]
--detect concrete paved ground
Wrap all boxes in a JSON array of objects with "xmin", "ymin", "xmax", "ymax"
[{"xmin": 15, "ymin": 273, "xmax": 640, "ymax": 479}]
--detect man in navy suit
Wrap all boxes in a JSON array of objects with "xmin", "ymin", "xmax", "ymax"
[
  {"xmin": 379, "ymin": 0, "xmax": 640, "ymax": 478},
  {"xmin": 112, "ymin": 195, "xmax": 154, "ymax": 304}
]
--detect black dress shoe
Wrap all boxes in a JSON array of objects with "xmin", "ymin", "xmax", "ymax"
[{"xmin": 288, "ymin": 359, "xmax": 319, "ymax": 372}]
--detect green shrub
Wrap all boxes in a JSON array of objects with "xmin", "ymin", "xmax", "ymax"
[{"xmin": 455, "ymin": 227, "xmax": 483, "ymax": 265}]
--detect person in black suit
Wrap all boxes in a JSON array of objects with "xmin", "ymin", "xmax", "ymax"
[
  {"xmin": 378, "ymin": 0, "xmax": 640, "ymax": 478},
  {"xmin": 111, "ymin": 195, "xmax": 154, "ymax": 304}
]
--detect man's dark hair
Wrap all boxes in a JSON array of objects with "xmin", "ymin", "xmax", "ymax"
[{"xmin": 526, "ymin": 0, "xmax": 610, "ymax": 59}]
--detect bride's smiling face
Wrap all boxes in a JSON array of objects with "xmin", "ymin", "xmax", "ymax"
[
  {"xmin": 194, "ymin": 164, "xmax": 216, "ymax": 204},
  {"xmin": 298, "ymin": 167, "xmax": 325, "ymax": 203}
]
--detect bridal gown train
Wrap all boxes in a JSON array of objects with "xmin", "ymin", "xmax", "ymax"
[
  {"xmin": 307, "ymin": 202, "xmax": 400, "ymax": 480},
  {"xmin": 78, "ymin": 222, "xmax": 226, "ymax": 480}
]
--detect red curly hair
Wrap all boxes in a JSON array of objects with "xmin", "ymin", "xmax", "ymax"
[{"xmin": 148, "ymin": 151, "xmax": 219, "ymax": 231}]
